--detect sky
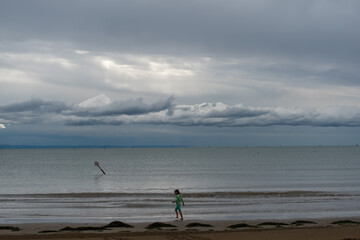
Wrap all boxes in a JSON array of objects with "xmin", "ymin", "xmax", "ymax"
[{"xmin": 0, "ymin": 0, "xmax": 360, "ymax": 147}]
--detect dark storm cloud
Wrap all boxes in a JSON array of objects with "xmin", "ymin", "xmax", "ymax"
[
  {"xmin": 1, "ymin": 0, "xmax": 358, "ymax": 98},
  {"xmin": 2, "ymin": 96, "xmax": 359, "ymax": 128},
  {"xmin": 0, "ymin": 99, "xmax": 69, "ymax": 124},
  {"xmin": 0, "ymin": 98, "xmax": 68, "ymax": 113},
  {"xmin": 0, "ymin": 96, "xmax": 175, "ymax": 125},
  {"xmin": 1, "ymin": 0, "xmax": 359, "ymax": 61}
]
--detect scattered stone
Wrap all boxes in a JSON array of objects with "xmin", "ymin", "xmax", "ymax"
[
  {"xmin": 227, "ymin": 223, "xmax": 256, "ymax": 229},
  {"xmin": 186, "ymin": 223, "xmax": 213, "ymax": 228},
  {"xmin": 145, "ymin": 222, "xmax": 177, "ymax": 229},
  {"xmin": 103, "ymin": 221, "xmax": 134, "ymax": 228}
]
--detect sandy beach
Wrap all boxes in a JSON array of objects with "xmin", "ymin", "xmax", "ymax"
[{"xmin": 1, "ymin": 219, "xmax": 360, "ymax": 240}]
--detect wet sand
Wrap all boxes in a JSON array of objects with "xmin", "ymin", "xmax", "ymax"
[{"xmin": 1, "ymin": 219, "xmax": 360, "ymax": 240}]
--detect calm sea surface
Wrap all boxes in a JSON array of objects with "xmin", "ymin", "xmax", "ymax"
[{"xmin": 0, "ymin": 146, "xmax": 359, "ymax": 223}]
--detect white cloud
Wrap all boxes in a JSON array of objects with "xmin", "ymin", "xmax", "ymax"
[
  {"xmin": 0, "ymin": 68, "xmax": 39, "ymax": 84},
  {"xmin": 0, "ymin": 53, "xmax": 77, "ymax": 70},
  {"xmin": 93, "ymin": 54, "xmax": 197, "ymax": 95},
  {"xmin": 75, "ymin": 50, "xmax": 89, "ymax": 55},
  {"xmin": 77, "ymin": 94, "xmax": 112, "ymax": 108},
  {"xmin": 0, "ymin": 124, "xmax": 5, "ymax": 129},
  {"xmin": 96, "ymin": 55, "xmax": 195, "ymax": 79},
  {"xmin": 1, "ymin": 39, "xmax": 359, "ymax": 108}
]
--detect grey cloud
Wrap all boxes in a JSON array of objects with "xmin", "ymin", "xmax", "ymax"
[
  {"xmin": 0, "ymin": 96, "xmax": 175, "ymax": 125},
  {"xmin": 0, "ymin": 98, "xmax": 69, "ymax": 124},
  {"xmin": 1, "ymin": 96, "xmax": 360, "ymax": 129},
  {"xmin": 197, "ymin": 103, "xmax": 267, "ymax": 118},
  {"xmin": 0, "ymin": 98, "xmax": 68, "ymax": 113},
  {"xmin": 58, "ymin": 97, "xmax": 360, "ymax": 128},
  {"xmin": 164, "ymin": 105, "xmax": 360, "ymax": 128},
  {"xmin": 70, "ymin": 96, "xmax": 175, "ymax": 117},
  {"xmin": 65, "ymin": 119, "xmax": 124, "ymax": 126},
  {"xmin": 1, "ymin": 0, "xmax": 360, "ymax": 110},
  {"xmin": 1, "ymin": 0, "xmax": 359, "ymax": 62}
]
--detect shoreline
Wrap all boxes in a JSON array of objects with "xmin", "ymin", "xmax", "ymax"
[{"xmin": 1, "ymin": 218, "xmax": 360, "ymax": 240}]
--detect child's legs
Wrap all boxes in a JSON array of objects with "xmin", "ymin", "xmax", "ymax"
[
  {"xmin": 175, "ymin": 206, "xmax": 180, "ymax": 218},
  {"xmin": 179, "ymin": 210, "xmax": 183, "ymax": 220}
]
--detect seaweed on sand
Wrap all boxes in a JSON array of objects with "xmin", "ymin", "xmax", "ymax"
[
  {"xmin": 59, "ymin": 226, "xmax": 109, "ymax": 232},
  {"xmin": 186, "ymin": 223, "xmax": 213, "ymax": 228},
  {"xmin": 145, "ymin": 222, "xmax": 177, "ymax": 229},
  {"xmin": 258, "ymin": 222, "xmax": 289, "ymax": 227},
  {"xmin": 103, "ymin": 221, "xmax": 134, "ymax": 228},
  {"xmin": 38, "ymin": 230, "xmax": 58, "ymax": 233},
  {"xmin": 0, "ymin": 226, "xmax": 20, "ymax": 231},
  {"xmin": 227, "ymin": 223, "xmax": 256, "ymax": 229},
  {"xmin": 291, "ymin": 220, "xmax": 317, "ymax": 226},
  {"xmin": 332, "ymin": 220, "xmax": 360, "ymax": 226}
]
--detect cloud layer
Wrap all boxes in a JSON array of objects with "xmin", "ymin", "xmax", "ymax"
[
  {"xmin": 1, "ymin": 1, "xmax": 360, "ymax": 109},
  {"xmin": 1, "ymin": 1, "xmax": 359, "ymax": 145},
  {"xmin": 1, "ymin": 95, "xmax": 359, "ymax": 129},
  {"xmin": 1, "ymin": 1, "xmax": 359, "ymax": 60}
]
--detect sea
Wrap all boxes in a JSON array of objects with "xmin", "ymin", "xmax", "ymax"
[{"xmin": 0, "ymin": 146, "xmax": 359, "ymax": 224}]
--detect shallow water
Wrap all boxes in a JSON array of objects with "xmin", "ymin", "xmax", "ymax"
[{"xmin": 0, "ymin": 146, "xmax": 359, "ymax": 223}]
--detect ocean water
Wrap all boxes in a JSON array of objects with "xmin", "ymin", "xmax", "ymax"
[{"xmin": 0, "ymin": 146, "xmax": 359, "ymax": 223}]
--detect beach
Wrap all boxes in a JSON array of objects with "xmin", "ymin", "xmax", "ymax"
[
  {"xmin": 1, "ymin": 219, "xmax": 360, "ymax": 240},
  {"xmin": 1, "ymin": 147, "xmax": 360, "ymax": 239}
]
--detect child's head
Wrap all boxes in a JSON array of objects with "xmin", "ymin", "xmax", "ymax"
[{"xmin": 174, "ymin": 189, "xmax": 180, "ymax": 195}]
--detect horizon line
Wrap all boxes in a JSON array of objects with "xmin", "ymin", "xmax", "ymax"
[{"xmin": 0, "ymin": 144, "xmax": 358, "ymax": 149}]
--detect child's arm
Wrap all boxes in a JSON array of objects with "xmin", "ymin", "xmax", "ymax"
[{"xmin": 182, "ymin": 197, "xmax": 185, "ymax": 206}]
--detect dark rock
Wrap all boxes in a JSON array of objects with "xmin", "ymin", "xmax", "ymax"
[
  {"xmin": 145, "ymin": 222, "xmax": 176, "ymax": 229},
  {"xmin": 59, "ymin": 226, "xmax": 108, "ymax": 231},
  {"xmin": 332, "ymin": 220, "xmax": 359, "ymax": 225},
  {"xmin": 103, "ymin": 221, "xmax": 134, "ymax": 228},
  {"xmin": 258, "ymin": 222, "xmax": 288, "ymax": 227},
  {"xmin": 186, "ymin": 223, "xmax": 213, "ymax": 228},
  {"xmin": 227, "ymin": 223, "xmax": 256, "ymax": 229}
]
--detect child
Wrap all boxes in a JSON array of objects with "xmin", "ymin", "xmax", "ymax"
[{"xmin": 172, "ymin": 189, "xmax": 185, "ymax": 220}]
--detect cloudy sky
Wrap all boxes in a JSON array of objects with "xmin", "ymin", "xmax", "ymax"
[{"xmin": 0, "ymin": 0, "xmax": 359, "ymax": 146}]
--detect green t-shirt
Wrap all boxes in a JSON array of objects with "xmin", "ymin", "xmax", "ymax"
[{"xmin": 175, "ymin": 194, "xmax": 183, "ymax": 206}]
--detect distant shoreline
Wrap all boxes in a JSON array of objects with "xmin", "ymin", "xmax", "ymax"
[
  {"xmin": 0, "ymin": 145, "xmax": 189, "ymax": 149},
  {"xmin": 0, "ymin": 144, "xmax": 358, "ymax": 149}
]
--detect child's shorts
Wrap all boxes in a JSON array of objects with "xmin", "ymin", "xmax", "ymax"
[{"xmin": 175, "ymin": 205, "xmax": 181, "ymax": 211}]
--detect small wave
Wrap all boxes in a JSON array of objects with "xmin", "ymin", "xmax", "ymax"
[
  {"xmin": 0, "ymin": 190, "xmax": 348, "ymax": 199},
  {"xmin": 125, "ymin": 203, "xmax": 156, "ymax": 208},
  {"xmin": 0, "ymin": 192, "xmax": 156, "ymax": 198},
  {"xmin": 186, "ymin": 191, "xmax": 344, "ymax": 198}
]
